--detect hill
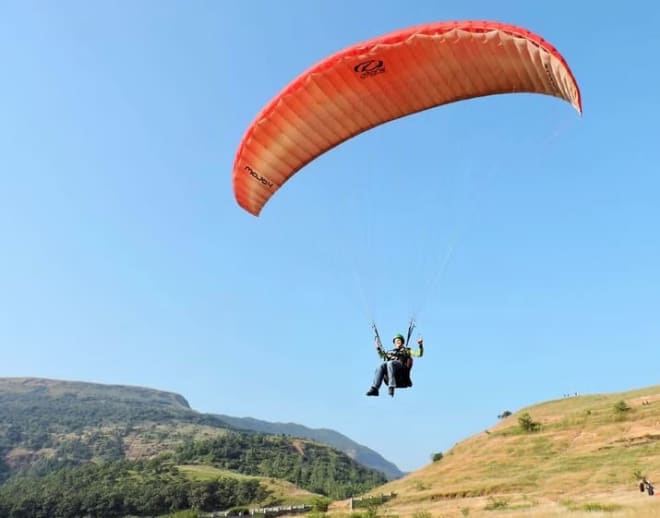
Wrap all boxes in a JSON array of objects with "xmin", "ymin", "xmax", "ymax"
[
  {"xmin": 338, "ymin": 384, "xmax": 660, "ymax": 517},
  {"xmin": 0, "ymin": 377, "xmax": 386, "ymax": 517},
  {"xmin": 5, "ymin": 378, "xmax": 660, "ymax": 517},
  {"xmin": 214, "ymin": 414, "xmax": 404, "ymax": 480}
]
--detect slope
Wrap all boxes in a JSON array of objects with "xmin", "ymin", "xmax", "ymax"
[{"xmin": 341, "ymin": 385, "xmax": 660, "ymax": 518}]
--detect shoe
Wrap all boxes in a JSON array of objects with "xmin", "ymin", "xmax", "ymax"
[
  {"xmin": 366, "ymin": 387, "xmax": 379, "ymax": 396},
  {"xmin": 388, "ymin": 387, "xmax": 395, "ymax": 397}
]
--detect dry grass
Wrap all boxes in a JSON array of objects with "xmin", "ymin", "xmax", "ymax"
[{"xmin": 328, "ymin": 385, "xmax": 660, "ymax": 518}]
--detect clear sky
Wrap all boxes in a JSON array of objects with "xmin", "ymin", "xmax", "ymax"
[{"xmin": 1, "ymin": 1, "xmax": 659, "ymax": 473}]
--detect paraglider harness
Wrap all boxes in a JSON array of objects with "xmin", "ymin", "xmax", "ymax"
[{"xmin": 372, "ymin": 320, "xmax": 416, "ymax": 389}]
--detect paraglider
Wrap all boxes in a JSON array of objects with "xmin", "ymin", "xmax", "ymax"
[
  {"xmin": 232, "ymin": 20, "xmax": 582, "ymax": 396},
  {"xmin": 366, "ymin": 323, "xmax": 424, "ymax": 397}
]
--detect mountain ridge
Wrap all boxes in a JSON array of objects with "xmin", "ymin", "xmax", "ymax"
[
  {"xmin": 0, "ymin": 377, "xmax": 402, "ymax": 479},
  {"xmin": 0, "ymin": 376, "xmax": 388, "ymax": 516}
]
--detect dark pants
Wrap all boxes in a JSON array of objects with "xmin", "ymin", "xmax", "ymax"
[{"xmin": 372, "ymin": 360, "xmax": 403, "ymax": 389}]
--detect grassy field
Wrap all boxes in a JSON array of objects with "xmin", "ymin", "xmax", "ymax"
[
  {"xmin": 176, "ymin": 464, "xmax": 322, "ymax": 506},
  {"xmin": 327, "ymin": 490, "xmax": 660, "ymax": 517},
  {"xmin": 325, "ymin": 385, "xmax": 660, "ymax": 518}
]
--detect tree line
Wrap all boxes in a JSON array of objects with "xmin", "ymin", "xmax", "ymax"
[{"xmin": 0, "ymin": 457, "xmax": 266, "ymax": 518}]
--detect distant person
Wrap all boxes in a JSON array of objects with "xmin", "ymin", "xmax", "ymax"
[
  {"xmin": 639, "ymin": 477, "xmax": 655, "ymax": 496},
  {"xmin": 366, "ymin": 333, "xmax": 423, "ymax": 397}
]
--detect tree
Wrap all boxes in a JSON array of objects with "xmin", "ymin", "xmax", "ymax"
[{"xmin": 313, "ymin": 496, "xmax": 332, "ymax": 512}]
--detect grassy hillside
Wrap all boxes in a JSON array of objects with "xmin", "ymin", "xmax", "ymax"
[
  {"xmin": 0, "ymin": 377, "xmax": 227, "ymax": 438},
  {"xmin": 0, "ymin": 378, "xmax": 191, "ymax": 409},
  {"xmin": 337, "ymin": 385, "xmax": 660, "ymax": 518},
  {"xmin": 177, "ymin": 465, "xmax": 320, "ymax": 505}
]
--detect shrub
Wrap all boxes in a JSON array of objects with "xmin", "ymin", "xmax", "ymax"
[
  {"xmin": 614, "ymin": 400, "xmax": 631, "ymax": 414},
  {"xmin": 518, "ymin": 413, "xmax": 541, "ymax": 432},
  {"xmin": 313, "ymin": 497, "xmax": 332, "ymax": 512},
  {"xmin": 484, "ymin": 497, "xmax": 509, "ymax": 510}
]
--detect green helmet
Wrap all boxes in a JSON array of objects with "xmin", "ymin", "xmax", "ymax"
[{"xmin": 392, "ymin": 334, "xmax": 405, "ymax": 344}]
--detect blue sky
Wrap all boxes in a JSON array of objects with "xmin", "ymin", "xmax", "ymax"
[{"xmin": 1, "ymin": 1, "xmax": 659, "ymax": 473}]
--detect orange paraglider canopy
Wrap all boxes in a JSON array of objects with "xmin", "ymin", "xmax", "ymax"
[{"xmin": 232, "ymin": 20, "xmax": 582, "ymax": 216}]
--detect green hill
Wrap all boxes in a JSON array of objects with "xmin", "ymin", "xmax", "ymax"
[
  {"xmin": 0, "ymin": 377, "xmax": 386, "ymax": 517},
  {"xmin": 214, "ymin": 414, "xmax": 404, "ymax": 480}
]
